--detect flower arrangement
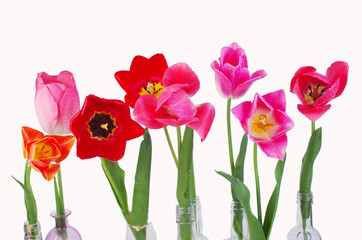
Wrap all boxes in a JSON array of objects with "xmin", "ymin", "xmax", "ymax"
[{"xmin": 13, "ymin": 43, "xmax": 348, "ymax": 240}]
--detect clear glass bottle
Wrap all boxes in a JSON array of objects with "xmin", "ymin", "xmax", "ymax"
[
  {"xmin": 227, "ymin": 200, "xmax": 249, "ymax": 240},
  {"xmin": 24, "ymin": 221, "xmax": 42, "ymax": 240},
  {"xmin": 176, "ymin": 197, "xmax": 208, "ymax": 240},
  {"xmin": 287, "ymin": 192, "xmax": 322, "ymax": 240},
  {"xmin": 45, "ymin": 209, "xmax": 82, "ymax": 240},
  {"xmin": 126, "ymin": 222, "xmax": 157, "ymax": 240}
]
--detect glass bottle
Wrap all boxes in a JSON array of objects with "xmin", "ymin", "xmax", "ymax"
[
  {"xmin": 24, "ymin": 221, "xmax": 42, "ymax": 240},
  {"xmin": 176, "ymin": 196, "xmax": 208, "ymax": 240},
  {"xmin": 126, "ymin": 222, "xmax": 157, "ymax": 240},
  {"xmin": 227, "ymin": 200, "xmax": 249, "ymax": 240},
  {"xmin": 45, "ymin": 209, "xmax": 82, "ymax": 240},
  {"xmin": 287, "ymin": 192, "xmax": 322, "ymax": 240}
]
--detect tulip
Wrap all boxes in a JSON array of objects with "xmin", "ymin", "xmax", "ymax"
[
  {"xmin": 35, "ymin": 71, "xmax": 80, "ymax": 135},
  {"xmin": 132, "ymin": 62, "xmax": 215, "ymax": 141},
  {"xmin": 211, "ymin": 42, "xmax": 267, "ymax": 99},
  {"xmin": 290, "ymin": 61, "xmax": 349, "ymax": 121},
  {"xmin": 232, "ymin": 90, "xmax": 294, "ymax": 160},
  {"xmin": 70, "ymin": 94, "xmax": 145, "ymax": 161},
  {"xmin": 21, "ymin": 126, "xmax": 75, "ymax": 181}
]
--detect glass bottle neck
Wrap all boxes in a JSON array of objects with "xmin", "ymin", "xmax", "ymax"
[
  {"xmin": 296, "ymin": 192, "xmax": 314, "ymax": 227},
  {"xmin": 24, "ymin": 221, "xmax": 42, "ymax": 240},
  {"xmin": 51, "ymin": 209, "xmax": 71, "ymax": 229},
  {"xmin": 230, "ymin": 200, "xmax": 249, "ymax": 239}
]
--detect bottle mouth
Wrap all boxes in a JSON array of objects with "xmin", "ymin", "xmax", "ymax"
[
  {"xmin": 50, "ymin": 209, "xmax": 72, "ymax": 218},
  {"xmin": 297, "ymin": 191, "xmax": 313, "ymax": 203}
]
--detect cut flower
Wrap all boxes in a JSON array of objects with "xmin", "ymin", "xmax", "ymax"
[
  {"xmin": 211, "ymin": 42, "xmax": 266, "ymax": 99},
  {"xmin": 231, "ymin": 90, "xmax": 294, "ymax": 160},
  {"xmin": 21, "ymin": 126, "xmax": 75, "ymax": 181},
  {"xmin": 70, "ymin": 94, "xmax": 145, "ymax": 161},
  {"xmin": 290, "ymin": 61, "xmax": 349, "ymax": 121},
  {"xmin": 114, "ymin": 54, "xmax": 168, "ymax": 108}
]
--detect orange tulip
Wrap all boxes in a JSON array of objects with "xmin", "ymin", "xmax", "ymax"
[{"xmin": 21, "ymin": 126, "xmax": 75, "ymax": 181}]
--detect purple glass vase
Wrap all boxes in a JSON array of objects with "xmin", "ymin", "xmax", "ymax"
[{"xmin": 45, "ymin": 209, "xmax": 82, "ymax": 240}]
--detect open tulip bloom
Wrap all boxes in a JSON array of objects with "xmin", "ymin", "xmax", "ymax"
[
  {"xmin": 70, "ymin": 94, "xmax": 153, "ymax": 239},
  {"xmin": 290, "ymin": 61, "xmax": 348, "ymax": 234},
  {"xmin": 13, "ymin": 126, "xmax": 75, "ymax": 236},
  {"xmin": 115, "ymin": 54, "xmax": 215, "ymax": 239}
]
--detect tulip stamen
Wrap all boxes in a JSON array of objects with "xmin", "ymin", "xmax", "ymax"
[
  {"xmin": 305, "ymin": 84, "xmax": 325, "ymax": 104},
  {"xmin": 139, "ymin": 81, "xmax": 164, "ymax": 98},
  {"xmin": 88, "ymin": 112, "xmax": 117, "ymax": 140},
  {"xmin": 253, "ymin": 114, "xmax": 274, "ymax": 134}
]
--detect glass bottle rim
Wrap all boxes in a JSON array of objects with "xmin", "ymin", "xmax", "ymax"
[{"xmin": 50, "ymin": 209, "xmax": 72, "ymax": 218}]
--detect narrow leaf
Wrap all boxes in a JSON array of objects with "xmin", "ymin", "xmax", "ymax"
[
  {"xmin": 130, "ymin": 129, "xmax": 152, "ymax": 228},
  {"xmin": 234, "ymin": 134, "xmax": 248, "ymax": 182},
  {"xmin": 263, "ymin": 154, "xmax": 286, "ymax": 239},
  {"xmin": 101, "ymin": 158, "xmax": 130, "ymax": 222},
  {"xmin": 176, "ymin": 126, "xmax": 194, "ymax": 208},
  {"xmin": 299, "ymin": 127, "xmax": 322, "ymax": 194},
  {"xmin": 217, "ymin": 171, "xmax": 266, "ymax": 240},
  {"xmin": 13, "ymin": 176, "xmax": 37, "ymax": 224}
]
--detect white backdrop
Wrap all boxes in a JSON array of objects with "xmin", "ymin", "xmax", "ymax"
[{"xmin": 1, "ymin": 1, "xmax": 361, "ymax": 239}]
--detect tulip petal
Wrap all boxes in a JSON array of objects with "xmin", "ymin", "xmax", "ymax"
[
  {"xmin": 326, "ymin": 61, "xmax": 349, "ymax": 98},
  {"xmin": 211, "ymin": 61, "xmax": 232, "ymax": 98},
  {"xmin": 187, "ymin": 103, "xmax": 215, "ymax": 141},
  {"xmin": 133, "ymin": 95, "xmax": 168, "ymax": 129},
  {"xmin": 46, "ymin": 135, "xmax": 75, "ymax": 163},
  {"xmin": 297, "ymin": 104, "xmax": 331, "ymax": 122},
  {"xmin": 21, "ymin": 127, "xmax": 44, "ymax": 159},
  {"xmin": 34, "ymin": 85, "xmax": 59, "ymax": 134},
  {"xmin": 257, "ymin": 134, "xmax": 287, "ymax": 160},
  {"xmin": 262, "ymin": 90, "xmax": 286, "ymax": 112},
  {"xmin": 162, "ymin": 62, "xmax": 200, "ymax": 97},
  {"xmin": 290, "ymin": 66, "xmax": 317, "ymax": 93}
]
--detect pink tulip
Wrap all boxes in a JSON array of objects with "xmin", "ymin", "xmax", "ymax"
[
  {"xmin": 211, "ymin": 42, "xmax": 267, "ymax": 99},
  {"xmin": 35, "ymin": 71, "xmax": 80, "ymax": 135},
  {"xmin": 133, "ymin": 62, "xmax": 215, "ymax": 141},
  {"xmin": 290, "ymin": 61, "xmax": 349, "ymax": 121},
  {"xmin": 231, "ymin": 90, "xmax": 294, "ymax": 160}
]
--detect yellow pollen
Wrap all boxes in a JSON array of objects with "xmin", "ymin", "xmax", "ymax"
[
  {"xmin": 100, "ymin": 123, "xmax": 108, "ymax": 130},
  {"xmin": 139, "ymin": 82, "xmax": 164, "ymax": 98},
  {"xmin": 253, "ymin": 114, "xmax": 274, "ymax": 134}
]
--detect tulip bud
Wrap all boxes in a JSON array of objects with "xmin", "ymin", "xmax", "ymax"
[{"xmin": 35, "ymin": 71, "xmax": 80, "ymax": 135}]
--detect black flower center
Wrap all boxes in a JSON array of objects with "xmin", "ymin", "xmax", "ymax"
[{"xmin": 88, "ymin": 112, "xmax": 117, "ymax": 140}]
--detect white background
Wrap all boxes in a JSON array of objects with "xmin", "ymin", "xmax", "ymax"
[{"xmin": 1, "ymin": 1, "xmax": 361, "ymax": 239}]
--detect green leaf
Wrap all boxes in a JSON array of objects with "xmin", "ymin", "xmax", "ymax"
[
  {"xmin": 101, "ymin": 158, "xmax": 130, "ymax": 222},
  {"xmin": 176, "ymin": 126, "xmax": 194, "ymax": 208},
  {"xmin": 13, "ymin": 175, "xmax": 37, "ymax": 224},
  {"xmin": 129, "ymin": 129, "xmax": 152, "ymax": 229},
  {"xmin": 217, "ymin": 171, "xmax": 266, "ymax": 240},
  {"xmin": 234, "ymin": 134, "xmax": 248, "ymax": 182},
  {"xmin": 299, "ymin": 127, "xmax": 322, "ymax": 194},
  {"xmin": 262, "ymin": 154, "xmax": 286, "ymax": 239}
]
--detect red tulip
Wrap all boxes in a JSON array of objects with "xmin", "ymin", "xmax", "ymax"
[
  {"xmin": 70, "ymin": 94, "xmax": 145, "ymax": 161},
  {"xmin": 290, "ymin": 61, "xmax": 349, "ymax": 121}
]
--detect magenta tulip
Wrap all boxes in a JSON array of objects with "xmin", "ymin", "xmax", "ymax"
[
  {"xmin": 133, "ymin": 62, "xmax": 215, "ymax": 141},
  {"xmin": 231, "ymin": 90, "xmax": 294, "ymax": 160},
  {"xmin": 290, "ymin": 61, "xmax": 349, "ymax": 121},
  {"xmin": 211, "ymin": 42, "xmax": 267, "ymax": 99},
  {"xmin": 35, "ymin": 71, "xmax": 80, "ymax": 135}
]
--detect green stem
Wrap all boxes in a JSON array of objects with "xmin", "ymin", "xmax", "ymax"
[
  {"xmin": 254, "ymin": 143, "xmax": 262, "ymax": 224},
  {"xmin": 57, "ymin": 167, "xmax": 65, "ymax": 216},
  {"xmin": 227, "ymin": 98, "xmax": 235, "ymax": 176},
  {"xmin": 177, "ymin": 127, "xmax": 182, "ymax": 159},
  {"xmin": 164, "ymin": 127, "xmax": 178, "ymax": 168},
  {"xmin": 311, "ymin": 121, "xmax": 315, "ymax": 135}
]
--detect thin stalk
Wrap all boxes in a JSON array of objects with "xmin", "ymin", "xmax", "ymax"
[
  {"xmin": 177, "ymin": 127, "xmax": 182, "ymax": 159},
  {"xmin": 227, "ymin": 98, "xmax": 235, "ymax": 176},
  {"xmin": 164, "ymin": 127, "xmax": 178, "ymax": 168},
  {"xmin": 311, "ymin": 121, "xmax": 316, "ymax": 135},
  {"xmin": 254, "ymin": 143, "xmax": 262, "ymax": 224},
  {"xmin": 57, "ymin": 167, "xmax": 65, "ymax": 216}
]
